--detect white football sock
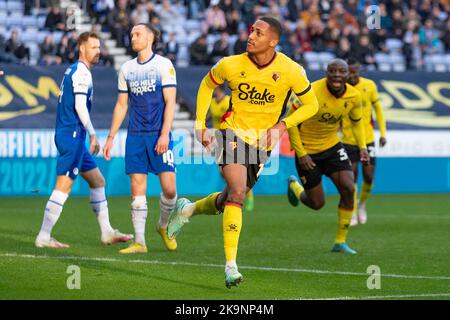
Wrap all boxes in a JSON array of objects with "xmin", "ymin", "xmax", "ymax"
[
  {"xmin": 159, "ymin": 193, "xmax": 177, "ymax": 229},
  {"xmin": 225, "ymin": 260, "xmax": 238, "ymax": 272},
  {"xmin": 90, "ymin": 187, "xmax": 114, "ymax": 235},
  {"xmin": 131, "ymin": 195, "xmax": 147, "ymax": 245},
  {"xmin": 37, "ymin": 190, "xmax": 68, "ymax": 241}
]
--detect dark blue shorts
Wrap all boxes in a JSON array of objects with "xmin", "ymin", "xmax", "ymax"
[
  {"xmin": 55, "ymin": 133, "xmax": 97, "ymax": 180},
  {"xmin": 125, "ymin": 134, "xmax": 176, "ymax": 175}
]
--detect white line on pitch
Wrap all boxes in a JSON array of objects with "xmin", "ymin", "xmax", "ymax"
[
  {"xmin": 308, "ymin": 293, "xmax": 450, "ymax": 300},
  {"xmin": 1, "ymin": 252, "xmax": 450, "ymax": 281}
]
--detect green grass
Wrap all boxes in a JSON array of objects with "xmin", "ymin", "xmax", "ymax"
[{"xmin": 0, "ymin": 194, "xmax": 449, "ymax": 300}]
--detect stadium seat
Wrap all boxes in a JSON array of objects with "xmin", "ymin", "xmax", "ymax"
[
  {"xmin": 6, "ymin": 14, "xmax": 23, "ymax": 28},
  {"xmin": 21, "ymin": 31, "xmax": 37, "ymax": 43},
  {"xmin": 317, "ymin": 51, "xmax": 336, "ymax": 70},
  {"xmin": 390, "ymin": 53, "xmax": 406, "ymax": 72},
  {"xmin": 184, "ymin": 19, "xmax": 201, "ymax": 33},
  {"xmin": 429, "ymin": 54, "xmax": 447, "ymax": 72},
  {"xmin": 375, "ymin": 53, "xmax": 392, "ymax": 72},
  {"xmin": 303, "ymin": 52, "xmax": 321, "ymax": 70},
  {"xmin": 0, "ymin": 11, "xmax": 7, "ymax": 25},
  {"xmin": 28, "ymin": 42, "xmax": 40, "ymax": 65},
  {"xmin": 21, "ymin": 16, "xmax": 38, "ymax": 28},
  {"xmin": 386, "ymin": 38, "xmax": 403, "ymax": 53},
  {"xmin": 53, "ymin": 31, "xmax": 64, "ymax": 44},
  {"xmin": 37, "ymin": 30, "xmax": 50, "ymax": 44},
  {"xmin": 6, "ymin": 1, "xmax": 23, "ymax": 14},
  {"xmin": 37, "ymin": 15, "xmax": 47, "ymax": 29},
  {"xmin": 445, "ymin": 54, "xmax": 450, "ymax": 70}
]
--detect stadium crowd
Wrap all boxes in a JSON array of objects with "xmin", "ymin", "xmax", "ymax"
[{"xmin": 0, "ymin": 0, "xmax": 449, "ymax": 70}]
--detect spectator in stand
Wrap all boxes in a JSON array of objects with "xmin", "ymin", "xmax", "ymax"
[
  {"xmin": 336, "ymin": 37, "xmax": 351, "ymax": 60},
  {"xmin": 390, "ymin": 9, "xmax": 405, "ymax": 38},
  {"xmin": 353, "ymin": 35, "xmax": 376, "ymax": 68},
  {"xmin": 370, "ymin": 28, "xmax": 388, "ymax": 53},
  {"xmin": 131, "ymin": 2, "xmax": 149, "ymax": 25},
  {"xmin": 91, "ymin": 0, "xmax": 115, "ymax": 25},
  {"xmin": 147, "ymin": 2, "xmax": 159, "ymax": 23},
  {"xmin": 210, "ymin": 31, "xmax": 230, "ymax": 64},
  {"xmin": 321, "ymin": 19, "xmax": 340, "ymax": 53},
  {"xmin": 189, "ymin": 34, "xmax": 209, "ymax": 65},
  {"xmin": 107, "ymin": 0, "xmax": 130, "ymax": 48},
  {"xmin": 165, "ymin": 32, "xmax": 179, "ymax": 64},
  {"xmin": 279, "ymin": 0, "xmax": 297, "ymax": 23},
  {"xmin": 219, "ymin": 0, "xmax": 234, "ymax": 16},
  {"xmin": 403, "ymin": 9, "xmax": 421, "ymax": 31},
  {"xmin": 56, "ymin": 34, "xmax": 73, "ymax": 64},
  {"xmin": 318, "ymin": 0, "xmax": 333, "ymax": 21},
  {"xmin": 226, "ymin": 9, "xmax": 241, "ymax": 35},
  {"xmin": 282, "ymin": 32, "xmax": 301, "ymax": 62},
  {"xmin": 203, "ymin": 0, "xmax": 227, "ymax": 34},
  {"xmin": 295, "ymin": 20, "xmax": 313, "ymax": 53},
  {"xmin": 91, "ymin": 24, "xmax": 114, "ymax": 66},
  {"xmin": 40, "ymin": 34, "xmax": 60, "ymax": 65},
  {"xmin": 186, "ymin": 0, "xmax": 207, "ymax": 20},
  {"xmin": 159, "ymin": 0, "xmax": 185, "ymax": 36},
  {"xmin": 328, "ymin": 2, "xmax": 359, "ymax": 31},
  {"xmin": 419, "ymin": 19, "xmax": 444, "ymax": 54},
  {"xmin": 267, "ymin": 2, "xmax": 283, "ymax": 22},
  {"xmin": 233, "ymin": 29, "xmax": 248, "ymax": 54},
  {"xmin": 45, "ymin": 6, "xmax": 65, "ymax": 32},
  {"xmin": 5, "ymin": 30, "xmax": 30, "ymax": 64},
  {"xmin": 378, "ymin": 3, "xmax": 392, "ymax": 30},
  {"xmin": 430, "ymin": 6, "xmax": 447, "ymax": 31},
  {"xmin": 442, "ymin": 19, "xmax": 450, "ymax": 53}
]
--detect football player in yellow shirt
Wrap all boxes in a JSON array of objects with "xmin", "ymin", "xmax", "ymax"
[
  {"xmin": 342, "ymin": 58, "xmax": 387, "ymax": 226},
  {"xmin": 209, "ymin": 87, "xmax": 256, "ymax": 212},
  {"xmin": 167, "ymin": 17, "xmax": 319, "ymax": 288},
  {"xmin": 209, "ymin": 86, "xmax": 230, "ymax": 129},
  {"xmin": 287, "ymin": 59, "xmax": 369, "ymax": 255}
]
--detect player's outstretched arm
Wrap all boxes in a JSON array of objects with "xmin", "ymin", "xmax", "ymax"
[
  {"xmin": 103, "ymin": 93, "xmax": 128, "ymax": 161},
  {"xmin": 195, "ymin": 76, "xmax": 216, "ymax": 150},
  {"xmin": 372, "ymin": 86, "xmax": 387, "ymax": 147},
  {"xmin": 285, "ymin": 108, "xmax": 307, "ymax": 158},
  {"xmin": 156, "ymin": 87, "xmax": 176, "ymax": 155},
  {"xmin": 74, "ymin": 94, "xmax": 99, "ymax": 155},
  {"xmin": 282, "ymin": 88, "xmax": 319, "ymax": 129},
  {"xmin": 350, "ymin": 96, "xmax": 369, "ymax": 165}
]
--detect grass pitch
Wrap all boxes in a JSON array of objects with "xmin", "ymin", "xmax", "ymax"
[{"xmin": 0, "ymin": 194, "xmax": 449, "ymax": 300}]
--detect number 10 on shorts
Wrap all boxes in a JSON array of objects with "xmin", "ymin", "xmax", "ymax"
[{"xmin": 162, "ymin": 150, "xmax": 175, "ymax": 165}]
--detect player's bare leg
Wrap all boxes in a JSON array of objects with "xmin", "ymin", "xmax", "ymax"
[
  {"xmin": 157, "ymin": 171, "xmax": 177, "ymax": 251},
  {"xmin": 358, "ymin": 163, "xmax": 375, "ymax": 224},
  {"xmin": 81, "ymin": 168, "xmax": 133, "ymax": 245},
  {"xmin": 350, "ymin": 161, "xmax": 359, "ymax": 226},
  {"xmin": 119, "ymin": 174, "xmax": 148, "ymax": 254},
  {"xmin": 222, "ymin": 164, "xmax": 247, "ymax": 288},
  {"xmin": 329, "ymin": 170, "xmax": 357, "ymax": 254},
  {"xmin": 35, "ymin": 176, "xmax": 73, "ymax": 248}
]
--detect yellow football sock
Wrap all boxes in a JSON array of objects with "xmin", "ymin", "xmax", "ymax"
[
  {"xmin": 360, "ymin": 181, "xmax": 373, "ymax": 204},
  {"xmin": 335, "ymin": 207, "xmax": 353, "ymax": 244},
  {"xmin": 353, "ymin": 187, "xmax": 358, "ymax": 215},
  {"xmin": 223, "ymin": 203, "xmax": 242, "ymax": 262},
  {"xmin": 193, "ymin": 192, "xmax": 221, "ymax": 215},
  {"xmin": 290, "ymin": 180, "xmax": 304, "ymax": 200}
]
